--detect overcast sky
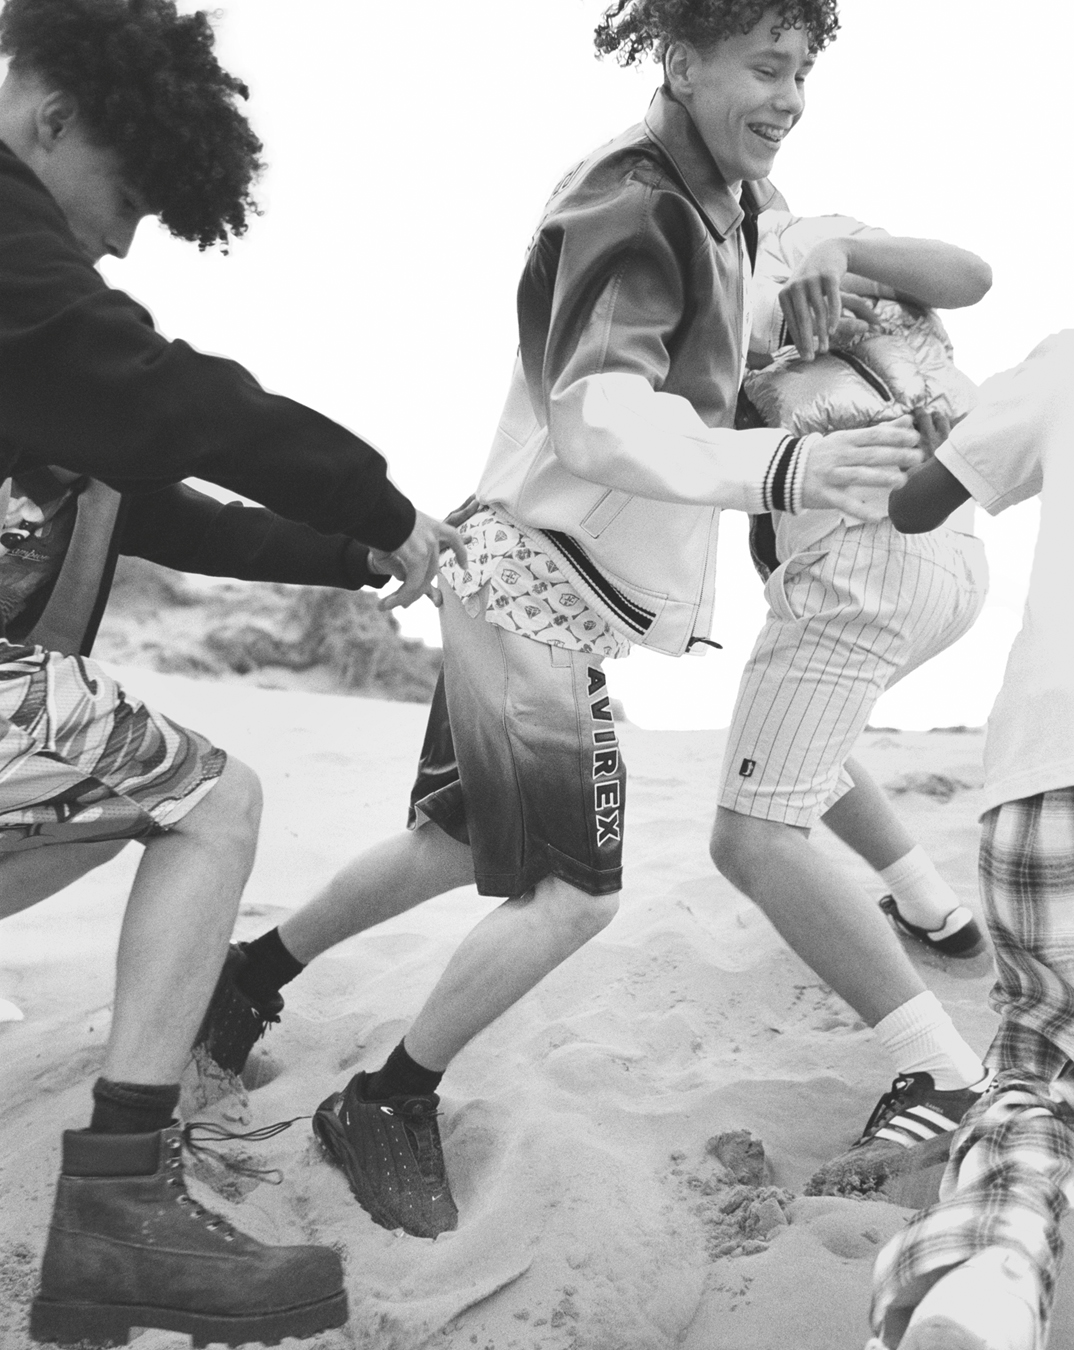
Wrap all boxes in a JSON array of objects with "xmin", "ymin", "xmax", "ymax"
[{"xmin": 99, "ymin": 0, "xmax": 1068, "ymax": 730}]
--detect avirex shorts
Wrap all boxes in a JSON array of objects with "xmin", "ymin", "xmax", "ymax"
[
  {"xmin": 718, "ymin": 521, "xmax": 988, "ymax": 828},
  {"xmin": 0, "ymin": 642, "xmax": 226, "ymax": 855},
  {"xmin": 407, "ymin": 584, "xmax": 625, "ymax": 897}
]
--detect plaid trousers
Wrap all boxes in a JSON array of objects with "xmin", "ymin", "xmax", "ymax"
[{"xmin": 870, "ymin": 789, "xmax": 1074, "ymax": 1348}]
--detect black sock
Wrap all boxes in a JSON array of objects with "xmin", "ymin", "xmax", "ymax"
[
  {"xmin": 236, "ymin": 928, "xmax": 305, "ymax": 1006},
  {"xmin": 362, "ymin": 1039, "xmax": 443, "ymax": 1101},
  {"xmin": 89, "ymin": 1078, "xmax": 180, "ymax": 1135}
]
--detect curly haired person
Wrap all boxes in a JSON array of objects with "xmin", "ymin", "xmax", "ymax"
[
  {"xmin": 192, "ymin": 0, "xmax": 928, "ymax": 1242},
  {"xmin": 0, "ymin": 0, "xmax": 462, "ymax": 1344}
]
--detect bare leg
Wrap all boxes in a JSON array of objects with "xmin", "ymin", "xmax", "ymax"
[
  {"xmin": 711, "ymin": 807, "xmax": 924, "ymax": 1026},
  {"xmin": 103, "ymin": 757, "xmax": 262, "ymax": 1084},
  {"xmin": 822, "ymin": 757, "xmax": 916, "ymax": 872},
  {"xmin": 0, "ymin": 839, "xmax": 129, "ymax": 920},
  {"xmin": 278, "ymin": 823, "xmax": 475, "ymax": 965},
  {"xmin": 405, "ymin": 876, "xmax": 619, "ymax": 1070}
]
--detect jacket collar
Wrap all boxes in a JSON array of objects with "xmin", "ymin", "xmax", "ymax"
[{"xmin": 643, "ymin": 87, "xmax": 779, "ymax": 240}]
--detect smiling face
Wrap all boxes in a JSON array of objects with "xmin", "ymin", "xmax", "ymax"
[{"xmin": 666, "ymin": 14, "xmax": 816, "ymax": 191}]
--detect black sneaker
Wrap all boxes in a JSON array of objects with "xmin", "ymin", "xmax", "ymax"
[
  {"xmin": 806, "ymin": 1070, "xmax": 994, "ymax": 1196},
  {"xmin": 193, "ymin": 945, "xmax": 283, "ymax": 1077},
  {"xmin": 312, "ymin": 1071, "xmax": 458, "ymax": 1239},
  {"xmin": 879, "ymin": 896, "xmax": 987, "ymax": 958}
]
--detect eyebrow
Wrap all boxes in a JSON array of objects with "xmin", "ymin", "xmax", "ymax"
[{"xmin": 753, "ymin": 45, "xmax": 816, "ymax": 67}]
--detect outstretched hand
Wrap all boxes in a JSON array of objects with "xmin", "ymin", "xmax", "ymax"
[
  {"xmin": 802, "ymin": 417, "xmax": 923, "ymax": 521},
  {"xmin": 369, "ymin": 509, "xmax": 468, "ymax": 611}
]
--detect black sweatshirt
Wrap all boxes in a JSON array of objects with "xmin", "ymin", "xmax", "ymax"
[{"xmin": 0, "ymin": 140, "xmax": 416, "ymax": 553}]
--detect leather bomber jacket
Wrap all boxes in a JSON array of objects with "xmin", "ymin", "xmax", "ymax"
[{"xmin": 475, "ymin": 88, "xmax": 811, "ymax": 657}]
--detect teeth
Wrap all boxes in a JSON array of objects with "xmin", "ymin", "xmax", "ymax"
[{"xmin": 750, "ymin": 125, "xmax": 787, "ymax": 143}]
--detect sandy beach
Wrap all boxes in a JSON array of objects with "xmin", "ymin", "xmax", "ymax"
[{"xmin": 3, "ymin": 666, "xmax": 1072, "ymax": 1350}]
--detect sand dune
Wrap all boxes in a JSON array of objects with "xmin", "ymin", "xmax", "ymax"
[{"xmin": 3, "ymin": 667, "xmax": 1073, "ymax": 1350}]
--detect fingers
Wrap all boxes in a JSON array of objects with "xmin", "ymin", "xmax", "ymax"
[
  {"xmin": 780, "ymin": 285, "xmax": 816, "ymax": 362},
  {"xmin": 840, "ymin": 294, "xmax": 881, "ymax": 325},
  {"xmin": 438, "ymin": 521, "xmax": 468, "ymax": 570},
  {"xmin": 444, "ymin": 494, "xmax": 479, "ymax": 529},
  {"xmin": 849, "ymin": 422, "xmax": 921, "ymax": 447},
  {"xmin": 822, "ymin": 272, "xmax": 842, "ymax": 339}
]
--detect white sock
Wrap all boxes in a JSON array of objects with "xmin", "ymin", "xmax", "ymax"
[
  {"xmin": 874, "ymin": 991, "xmax": 986, "ymax": 1090},
  {"xmin": 880, "ymin": 845, "xmax": 961, "ymax": 930},
  {"xmin": 902, "ymin": 1248, "xmax": 1040, "ymax": 1350}
]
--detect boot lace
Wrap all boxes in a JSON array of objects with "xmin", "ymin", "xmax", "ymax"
[{"xmin": 164, "ymin": 1116, "xmax": 311, "ymax": 1238}]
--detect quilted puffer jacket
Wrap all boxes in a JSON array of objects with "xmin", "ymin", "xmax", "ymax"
[{"xmin": 744, "ymin": 298, "xmax": 978, "ymax": 436}]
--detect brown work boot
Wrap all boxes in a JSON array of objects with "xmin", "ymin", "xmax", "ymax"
[{"xmin": 30, "ymin": 1125, "xmax": 347, "ymax": 1347}]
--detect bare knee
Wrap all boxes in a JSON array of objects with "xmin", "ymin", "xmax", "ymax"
[
  {"xmin": 711, "ymin": 809, "xmax": 790, "ymax": 891},
  {"xmin": 173, "ymin": 756, "xmax": 262, "ymax": 850},
  {"xmin": 532, "ymin": 877, "xmax": 620, "ymax": 944}
]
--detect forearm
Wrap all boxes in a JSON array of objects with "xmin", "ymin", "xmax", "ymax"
[
  {"xmin": 549, "ymin": 373, "xmax": 812, "ymax": 512},
  {"xmin": 121, "ymin": 487, "xmax": 389, "ymax": 589},
  {"xmin": 888, "ymin": 458, "xmax": 971, "ymax": 533},
  {"xmin": 840, "ymin": 236, "xmax": 992, "ymax": 310}
]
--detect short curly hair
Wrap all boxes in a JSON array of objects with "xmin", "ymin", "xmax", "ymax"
[
  {"xmin": 595, "ymin": 0, "xmax": 840, "ymax": 65},
  {"xmin": 0, "ymin": 0, "xmax": 264, "ymax": 249}
]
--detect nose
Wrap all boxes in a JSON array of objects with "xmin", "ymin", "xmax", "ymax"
[
  {"xmin": 104, "ymin": 219, "xmax": 140, "ymax": 260},
  {"xmin": 774, "ymin": 74, "xmax": 805, "ymax": 118}
]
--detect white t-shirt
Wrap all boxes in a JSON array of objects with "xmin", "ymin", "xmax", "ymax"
[{"xmin": 936, "ymin": 330, "xmax": 1073, "ymax": 814}]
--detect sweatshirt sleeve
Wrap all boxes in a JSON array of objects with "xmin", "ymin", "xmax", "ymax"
[
  {"xmin": 0, "ymin": 146, "xmax": 415, "ymax": 553},
  {"xmin": 119, "ymin": 483, "xmax": 389, "ymax": 590},
  {"xmin": 519, "ymin": 178, "xmax": 809, "ymax": 514}
]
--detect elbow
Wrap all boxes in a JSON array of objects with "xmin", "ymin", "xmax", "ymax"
[
  {"xmin": 963, "ymin": 255, "xmax": 993, "ymax": 305},
  {"xmin": 946, "ymin": 255, "xmax": 993, "ymax": 309}
]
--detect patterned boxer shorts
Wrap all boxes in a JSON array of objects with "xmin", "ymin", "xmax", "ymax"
[{"xmin": 0, "ymin": 641, "xmax": 226, "ymax": 855}]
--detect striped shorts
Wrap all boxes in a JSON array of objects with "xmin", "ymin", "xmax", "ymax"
[
  {"xmin": 0, "ymin": 641, "xmax": 226, "ymax": 855},
  {"xmin": 718, "ymin": 521, "xmax": 987, "ymax": 827},
  {"xmin": 870, "ymin": 789, "xmax": 1074, "ymax": 1347}
]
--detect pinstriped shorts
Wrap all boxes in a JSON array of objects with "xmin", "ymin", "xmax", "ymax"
[
  {"xmin": 0, "ymin": 641, "xmax": 226, "ymax": 855},
  {"xmin": 718, "ymin": 521, "xmax": 988, "ymax": 827}
]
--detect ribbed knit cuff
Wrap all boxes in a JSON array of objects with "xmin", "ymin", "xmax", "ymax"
[{"xmin": 761, "ymin": 432, "xmax": 818, "ymax": 514}]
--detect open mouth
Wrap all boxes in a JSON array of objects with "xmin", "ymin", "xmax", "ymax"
[{"xmin": 748, "ymin": 123, "xmax": 790, "ymax": 147}]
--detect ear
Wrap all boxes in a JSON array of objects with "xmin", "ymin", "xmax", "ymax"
[
  {"xmin": 33, "ymin": 89, "xmax": 79, "ymax": 152},
  {"xmin": 664, "ymin": 41, "xmax": 699, "ymax": 99}
]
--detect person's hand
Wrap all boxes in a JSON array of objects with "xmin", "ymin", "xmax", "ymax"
[
  {"xmin": 444, "ymin": 494, "xmax": 480, "ymax": 529},
  {"xmin": 829, "ymin": 293, "xmax": 881, "ymax": 347},
  {"xmin": 371, "ymin": 510, "xmax": 468, "ymax": 612},
  {"xmin": 912, "ymin": 407, "xmax": 953, "ymax": 460},
  {"xmin": 779, "ymin": 241, "xmax": 883, "ymax": 361},
  {"xmin": 801, "ymin": 417, "xmax": 923, "ymax": 520}
]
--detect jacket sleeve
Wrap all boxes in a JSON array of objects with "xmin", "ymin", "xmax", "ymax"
[
  {"xmin": 520, "ymin": 179, "xmax": 807, "ymax": 513},
  {"xmin": 0, "ymin": 149, "xmax": 415, "ymax": 552},
  {"xmin": 119, "ymin": 483, "xmax": 389, "ymax": 590}
]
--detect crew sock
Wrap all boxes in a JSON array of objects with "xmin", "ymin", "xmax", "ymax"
[
  {"xmin": 89, "ymin": 1077, "xmax": 180, "ymax": 1135},
  {"xmin": 362, "ymin": 1039, "xmax": 443, "ymax": 1101},
  {"xmin": 235, "ymin": 928, "xmax": 305, "ymax": 1007},
  {"xmin": 874, "ymin": 991, "xmax": 986, "ymax": 1091},
  {"xmin": 880, "ymin": 845, "xmax": 964, "ymax": 931}
]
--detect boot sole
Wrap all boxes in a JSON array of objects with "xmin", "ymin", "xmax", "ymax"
[{"xmin": 29, "ymin": 1289, "xmax": 348, "ymax": 1347}]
